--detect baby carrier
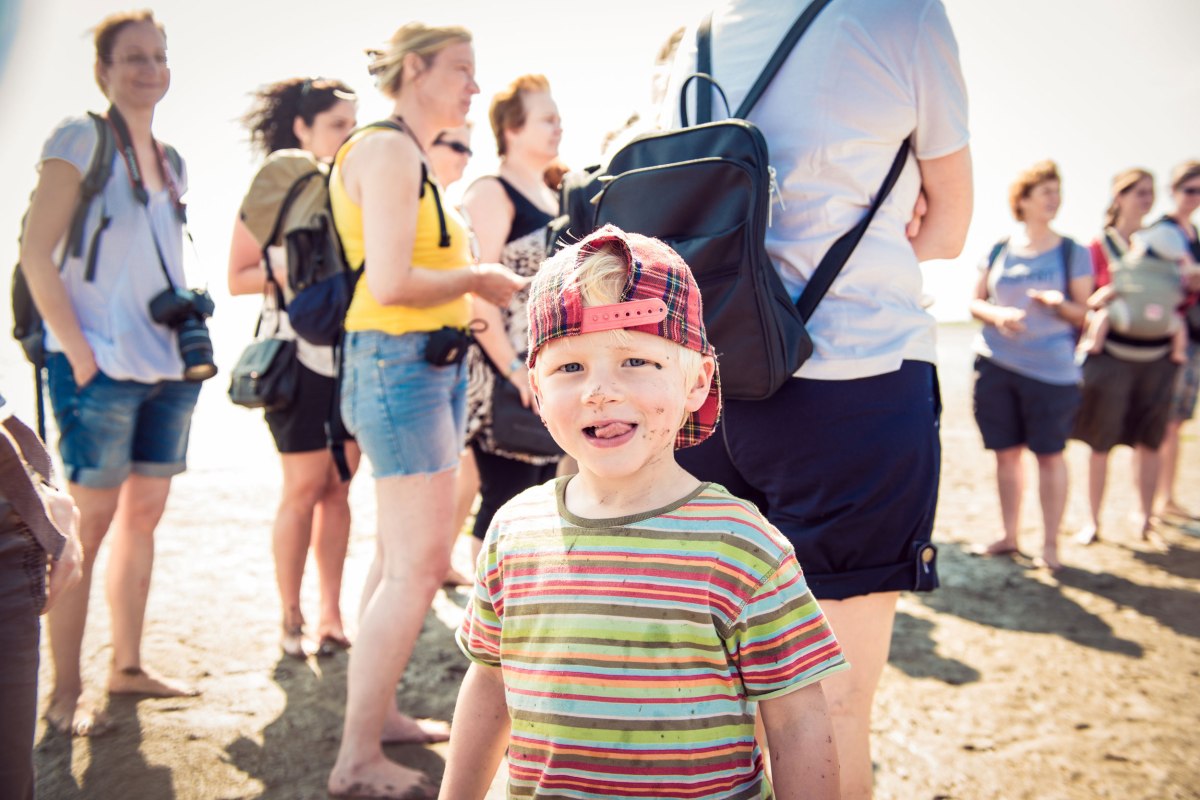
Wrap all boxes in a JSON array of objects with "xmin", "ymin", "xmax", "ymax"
[{"xmin": 1102, "ymin": 230, "xmax": 1182, "ymax": 344}]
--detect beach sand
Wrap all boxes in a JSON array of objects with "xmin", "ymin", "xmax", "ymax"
[{"xmin": 25, "ymin": 323, "xmax": 1200, "ymax": 799}]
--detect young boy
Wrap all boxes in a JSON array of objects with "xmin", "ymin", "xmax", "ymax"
[{"xmin": 440, "ymin": 225, "xmax": 847, "ymax": 800}]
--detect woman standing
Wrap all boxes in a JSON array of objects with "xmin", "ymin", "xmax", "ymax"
[
  {"xmin": 1073, "ymin": 169, "xmax": 1176, "ymax": 545},
  {"xmin": 325, "ymin": 23, "xmax": 523, "ymax": 798},
  {"xmin": 1153, "ymin": 161, "xmax": 1200, "ymax": 523},
  {"xmin": 970, "ymin": 161, "xmax": 1093, "ymax": 571},
  {"xmin": 227, "ymin": 77, "xmax": 360, "ymax": 659},
  {"xmin": 19, "ymin": 10, "xmax": 202, "ymax": 735},
  {"xmin": 459, "ymin": 74, "xmax": 563, "ymax": 571}
]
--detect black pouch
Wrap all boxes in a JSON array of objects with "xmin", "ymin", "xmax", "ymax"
[
  {"xmin": 912, "ymin": 541, "xmax": 939, "ymax": 592},
  {"xmin": 424, "ymin": 326, "xmax": 470, "ymax": 366}
]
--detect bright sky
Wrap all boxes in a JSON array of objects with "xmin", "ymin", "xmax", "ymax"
[{"xmin": 0, "ymin": 0, "xmax": 1197, "ymax": 355}]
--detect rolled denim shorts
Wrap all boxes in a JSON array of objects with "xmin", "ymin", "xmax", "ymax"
[
  {"xmin": 46, "ymin": 352, "xmax": 201, "ymax": 489},
  {"xmin": 340, "ymin": 330, "xmax": 468, "ymax": 478}
]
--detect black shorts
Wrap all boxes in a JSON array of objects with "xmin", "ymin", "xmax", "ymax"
[
  {"xmin": 265, "ymin": 362, "xmax": 345, "ymax": 454},
  {"xmin": 1072, "ymin": 352, "xmax": 1177, "ymax": 451},
  {"xmin": 972, "ymin": 357, "xmax": 1080, "ymax": 455},
  {"xmin": 677, "ymin": 360, "xmax": 941, "ymax": 601}
]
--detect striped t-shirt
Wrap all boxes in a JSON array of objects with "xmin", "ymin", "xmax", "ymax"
[{"xmin": 457, "ymin": 478, "xmax": 848, "ymax": 799}]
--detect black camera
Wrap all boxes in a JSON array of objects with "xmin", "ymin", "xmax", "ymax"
[{"xmin": 149, "ymin": 287, "xmax": 217, "ymax": 382}]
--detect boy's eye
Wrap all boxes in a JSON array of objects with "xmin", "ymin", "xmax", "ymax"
[
  {"xmin": 623, "ymin": 357, "xmax": 659, "ymax": 368},
  {"xmin": 557, "ymin": 362, "xmax": 582, "ymax": 373}
]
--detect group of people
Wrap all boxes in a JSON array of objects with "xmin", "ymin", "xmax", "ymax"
[
  {"xmin": 970, "ymin": 161, "xmax": 1200, "ymax": 572},
  {"xmin": 0, "ymin": 1, "xmax": 1188, "ymax": 799}
]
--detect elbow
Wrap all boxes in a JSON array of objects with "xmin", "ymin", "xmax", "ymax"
[{"xmin": 366, "ymin": 275, "xmax": 409, "ymax": 307}]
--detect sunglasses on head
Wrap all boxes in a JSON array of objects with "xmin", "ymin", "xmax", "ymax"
[{"xmin": 434, "ymin": 139, "xmax": 472, "ymax": 157}]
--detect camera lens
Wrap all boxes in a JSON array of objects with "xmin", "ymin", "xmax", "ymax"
[{"xmin": 177, "ymin": 319, "xmax": 217, "ymax": 382}]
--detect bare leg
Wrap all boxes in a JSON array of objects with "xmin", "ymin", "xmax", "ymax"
[
  {"xmin": 981, "ymin": 447, "xmax": 1024, "ymax": 554},
  {"xmin": 45, "ymin": 483, "xmax": 120, "ymax": 735},
  {"xmin": 273, "ymin": 450, "xmax": 330, "ymax": 657},
  {"xmin": 1134, "ymin": 444, "xmax": 1163, "ymax": 543},
  {"xmin": 1157, "ymin": 419, "xmax": 1191, "ymax": 518},
  {"xmin": 314, "ymin": 441, "xmax": 359, "ymax": 646},
  {"xmin": 1078, "ymin": 450, "xmax": 1109, "ymax": 545},
  {"xmin": 816, "ymin": 591, "xmax": 899, "ymax": 800},
  {"xmin": 1035, "ymin": 452, "xmax": 1067, "ymax": 571},
  {"xmin": 105, "ymin": 474, "xmax": 194, "ymax": 696},
  {"xmin": 327, "ymin": 469, "xmax": 456, "ymax": 798},
  {"xmin": 444, "ymin": 448, "xmax": 479, "ymax": 586}
]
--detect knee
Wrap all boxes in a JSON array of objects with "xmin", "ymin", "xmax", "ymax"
[{"xmin": 281, "ymin": 475, "xmax": 328, "ymax": 510}]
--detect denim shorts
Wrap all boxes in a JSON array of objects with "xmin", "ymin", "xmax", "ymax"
[
  {"xmin": 340, "ymin": 330, "xmax": 467, "ymax": 478},
  {"xmin": 46, "ymin": 352, "xmax": 202, "ymax": 488}
]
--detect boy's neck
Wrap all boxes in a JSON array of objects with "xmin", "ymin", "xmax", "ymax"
[{"xmin": 564, "ymin": 459, "xmax": 702, "ymax": 520}]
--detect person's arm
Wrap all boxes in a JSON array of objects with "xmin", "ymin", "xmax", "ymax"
[
  {"xmin": 969, "ymin": 267, "xmax": 1026, "ymax": 336},
  {"xmin": 909, "ymin": 146, "xmax": 973, "ymax": 262},
  {"xmin": 227, "ymin": 216, "xmax": 287, "ymax": 296},
  {"xmin": 18, "ymin": 159, "xmax": 97, "ymax": 386},
  {"xmin": 463, "ymin": 179, "xmax": 531, "ymax": 404},
  {"xmin": 345, "ymin": 133, "xmax": 524, "ymax": 308},
  {"xmin": 437, "ymin": 662, "xmax": 510, "ymax": 800},
  {"xmin": 759, "ymin": 683, "xmax": 839, "ymax": 800}
]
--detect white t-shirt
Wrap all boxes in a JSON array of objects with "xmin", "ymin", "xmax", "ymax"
[
  {"xmin": 660, "ymin": 0, "xmax": 969, "ymax": 380},
  {"xmin": 40, "ymin": 116, "xmax": 191, "ymax": 383}
]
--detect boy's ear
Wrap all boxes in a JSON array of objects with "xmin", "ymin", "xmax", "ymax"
[
  {"xmin": 684, "ymin": 355, "xmax": 716, "ymax": 414},
  {"xmin": 528, "ymin": 368, "xmax": 543, "ymax": 413}
]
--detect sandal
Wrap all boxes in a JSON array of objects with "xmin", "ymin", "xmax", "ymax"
[
  {"xmin": 316, "ymin": 633, "xmax": 352, "ymax": 658},
  {"xmin": 281, "ymin": 625, "xmax": 308, "ymax": 660}
]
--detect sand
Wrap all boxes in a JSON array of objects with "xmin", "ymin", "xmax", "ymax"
[{"xmin": 28, "ymin": 324, "xmax": 1200, "ymax": 799}]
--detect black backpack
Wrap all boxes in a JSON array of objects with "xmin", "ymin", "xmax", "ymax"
[
  {"xmin": 11, "ymin": 112, "xmax": 180, "ymax": 436},
  {"xmin": 552, "ymin": 0, "xmax": 909, "ymax": 401}
]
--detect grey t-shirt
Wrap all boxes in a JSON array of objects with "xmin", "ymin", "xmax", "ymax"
[
  {"xmin": 973, "ymin": 240, "xmax": 1092, "ymax": 385},
  {"xmin": 40, "ymin": 116, "xmax": 190, "ymax": 383}
]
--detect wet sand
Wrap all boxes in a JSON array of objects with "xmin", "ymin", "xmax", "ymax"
[{"xmin": 25, "ymin": 323, "xmax": 1200, "ymax": 799}]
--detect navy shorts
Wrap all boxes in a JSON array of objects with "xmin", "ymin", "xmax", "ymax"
[
  {"xmin": 972, "ymin": 357, "xmax": 1080, "ymax": 455},
  {"xmin": 46, "ymin": 352, "xmax": 201, "ymax": 488},
  {"xmin": 677, "ymin": 360, "xmax": 941, "ymax": 600}
]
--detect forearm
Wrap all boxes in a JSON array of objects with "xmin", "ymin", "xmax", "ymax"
[
  {"xmin": 366, "ymin": 262, "xmax": 477, "ymax": 309},
  {"xmin": 438, "ymin": 663, "xmax": 510, "ymax": 800},
  {"xmin": 969, "ymin": 297, "xmax": 1003, "ymax": 326},
  {"xmin": 761, "ymin": 685, "xmax": 839, "ymax": 800},
  {"xmin": 18, "ymin": 254, "xmax": 90, "ymax": 363},
  {"xmin": 472, "ymin": 300, "xmax": 519, "ymax": 367},
  {"xmin": 910, "ymin": 146, "xmax": 973, "ymax": 262}
]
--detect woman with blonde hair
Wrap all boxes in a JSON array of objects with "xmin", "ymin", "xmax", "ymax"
[
  {"xmin": 325, "ymin": 22, "xmax": 524, "ymax": 799},
  {"xmin": 970, "ymin": 161, "xmax": 1093, "ymax": 571},
  {"xmin": 1073, "ymin": 168, "xmax": 1177, "ymax": 546},
  {"xmin": 228, "ymin": 77, "xmax": 360, "ymax": 659}
]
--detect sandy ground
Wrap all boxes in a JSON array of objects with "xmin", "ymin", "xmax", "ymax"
[{"xmin": 23, "ymin": 323, "xmax": 1200, "ymax": 799}]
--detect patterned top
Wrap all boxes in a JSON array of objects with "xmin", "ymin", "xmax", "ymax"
[
  {"xmin": 465, "ymin": 176, "xmax": 558, "ymax": 463},
  {"xmin": 457, "ymin": 478, "xmax": 848, "ymax": 800}
]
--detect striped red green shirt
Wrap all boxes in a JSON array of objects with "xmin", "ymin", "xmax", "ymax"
[{"xmin": 457, "ymin": 478, "xmax": 847, "ymax": 799}]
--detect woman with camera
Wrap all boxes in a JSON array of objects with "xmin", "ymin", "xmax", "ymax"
[
  {"xmin": 18, "ymin": 10, "xmax": 204, "ymax": 736},
  {"xmin": 227, "ymin": 77, "xmax": 360, "ymax": 661},
  {"xmin": 326, "ymin": 23, "xmax": 524, "ymax": 798}
]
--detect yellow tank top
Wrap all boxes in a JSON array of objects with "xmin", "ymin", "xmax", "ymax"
[{"xmin": 330, "ymin": 126, "xmax": 472, "ymax": 335}]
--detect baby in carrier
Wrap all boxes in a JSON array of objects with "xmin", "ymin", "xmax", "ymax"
[{"xmin": 1078, "ymin": 224, "xmax": 1191, "ymax": 363}]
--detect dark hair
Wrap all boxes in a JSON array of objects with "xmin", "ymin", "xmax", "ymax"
[
  {"xmin": 94, "ymin": 9, "xmax": 165, "ymax": 64},
  {"xmin": 241, "ymin": 77, "xmax": 356, "ymax": 156}
]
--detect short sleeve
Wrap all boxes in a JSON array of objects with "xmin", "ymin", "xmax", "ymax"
[
  {"xmin": 39, "ymin": 117, "xmax": 99, "ymax": 176},
  {"xmin": 455, "ymin": 525, "xmax": 504, "ymax": 668},
  {"xmin": 911, "ymin": 0, "xmax": 969, "ymax": 160},
  {"xmin": 1069, "ymin": 242, "xmax": 1093, "ymax": 281},
  {"xmin": 727, "ymin": 552, "xmax": 848, "ymax": 701}
]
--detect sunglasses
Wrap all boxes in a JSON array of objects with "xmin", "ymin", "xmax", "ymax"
[
  {"xmin": 1181, "ymin": 187, "xmax": 1200, "ymax": 197},
  {"xmin": 434, "ymin": 140, "xmax": 472, "ymax": 157}
]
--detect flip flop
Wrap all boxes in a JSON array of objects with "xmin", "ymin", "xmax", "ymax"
[{"xmin": 317, "ymin": 634, "xmax": 352, "ymax": 658}]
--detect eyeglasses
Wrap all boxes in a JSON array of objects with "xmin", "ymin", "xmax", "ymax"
[
  {"xmin": 1180, "ymin": 187, "xmax": 1200, "ymax": 197},
  {"xmin": 434, "ymin": 140, "xmax": 472, "ymax": 157},
  {"xmin": 107, "ymin": 53, "xmax": 168, "ymax": 69}
]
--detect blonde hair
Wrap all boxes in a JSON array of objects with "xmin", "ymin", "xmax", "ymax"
[
  {"xmin": 1170, "ymin": 160, "xmax": 1200, "ymax": 192},
  {"xmin": 489, "ymin": 74, "xmax": 551, "ymax": 157},
  {"xmin": 573, "ymin": 245, "xmax": 704, "ymax": 384},
  {"xmin": 1104, "ymin": 168, "xmax": 1154, "ymax": 229},
  {"xmin": 366, "ymin": 22, "xmax": 471, "ymax": 99},
  {"xmin": 1008, "ymin": 160, "xmax": 1060, "ymax": 221}
]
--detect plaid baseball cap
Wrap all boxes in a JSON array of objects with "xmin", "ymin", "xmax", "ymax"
[{"xmin": 527, "ymin": 224, "xmax": 721, "ymax": 449}]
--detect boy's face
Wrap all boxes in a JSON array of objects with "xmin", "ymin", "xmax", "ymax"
[{"xmin": 532, "ymin": 330, "xmax": 714, "ymax": 483}]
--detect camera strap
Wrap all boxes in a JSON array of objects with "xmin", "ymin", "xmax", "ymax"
[{"xmin": 106, "ymin": 105, "xmax": 187, "ymax": 292}]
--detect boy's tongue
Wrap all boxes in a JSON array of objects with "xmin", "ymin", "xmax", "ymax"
[{"xmin": 592, "ymin": 422, "xmax": 634, "ymax": 439}]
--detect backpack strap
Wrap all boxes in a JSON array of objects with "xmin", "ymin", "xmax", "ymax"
[
  {"xmin": 1060, "ymin": 236, "xmax": 1075, "ymax": 297},
  {"xmin": 66, "ymin": 113, "xmax": 116, "ymax": 262},
  {"xmin": 981, "ymin": 238, "xmax": 1010, "ymax": 304},
  {"xmin": 796, "ymin": 139, "xmax": 911, "ymax": 322},
  {"xmin": 735, "ymin": 0, "xmax": 835, "ymax": 119}
]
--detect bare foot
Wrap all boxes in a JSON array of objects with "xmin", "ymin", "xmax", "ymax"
[
  {"xmin": 1075, "ymin": 524, "xmax": 1100, "ymax": 546},
  {"xmin": 1162, "ymin": 502, "xmax": 1200, "ymax": 522},
  {"xmin": 328, "ymin": 755, "xmax": 436, "ymax": 799},
  {"xmin": 442, "ymin": 566, "xmax": 472, "ymax": 588},
  {"xmin": 44, "ymin": 692, "xmax": 112, "ymax": 737},
  {"xmin": 381, "ymin": 708, "xmax": 451, "ymax": 744},
  {"xmin": 968, "ymin": 540, "xmax": 1022, "ymax": 557},
  {"xmin": 107, "ymin": 666, "xmax": 199, "ymax": 698},
  {"xmin": 1141, "ymin": 521, "xmax": 1167, "ymax": 549},
  {"xmin": 1034, "ymin": 552, "xmax": 1063, "ymax": 573}
]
